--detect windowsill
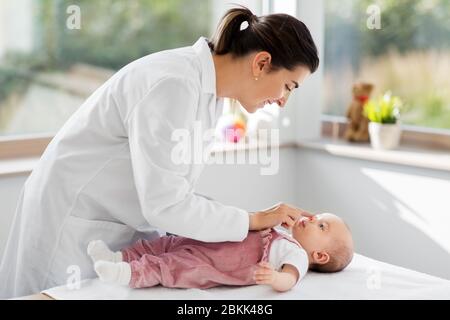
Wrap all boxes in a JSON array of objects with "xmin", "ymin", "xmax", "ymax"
[
  {"xmin": 297, "ymin": 137, "xmax": 450, "ymax": 172},
  {"xmin": 209, "ymin": 140, "xmax": 297, "ymax": 153},
  {"xmin": 0, "ymin": 156, "xmax": 40, "ymax": 177},
  {"xmin": 1, "ymin": 138, "xmax": 449, "ymax": 177}
]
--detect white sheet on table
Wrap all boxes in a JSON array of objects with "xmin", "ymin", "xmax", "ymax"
[{"xmin": 42, "ymin": 254, "xmax": 450, "ymax": 300}]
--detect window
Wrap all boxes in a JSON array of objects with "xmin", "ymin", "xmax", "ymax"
[
  {"xmin": 323, "ymin": 0, "xmax": 450, "ymax": 131},
  {"xmin": 0, "ymin": 0, "xmax": 211, "ymax": 137},
  {"xmin": 2, "ymin": 0, "xmax": 447, "ymax": 159}
]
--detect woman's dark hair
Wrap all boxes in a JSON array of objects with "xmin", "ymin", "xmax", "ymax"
[{"xmin": 208, "ymin": 6, "xmax": 319, "ymax": 73}]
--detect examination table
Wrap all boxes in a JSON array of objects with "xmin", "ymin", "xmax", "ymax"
[{"xmin": 16, "ymin": 253, "xmax": 450, "ymax": 300}]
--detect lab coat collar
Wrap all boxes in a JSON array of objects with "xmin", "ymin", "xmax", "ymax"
[
  {"xmin": 192, "ymin": 37, "xmax": 216, "ymax": 96},
  {"xmin": 193, "ymin": 36, "xmax": 223, "ymax": 125}
]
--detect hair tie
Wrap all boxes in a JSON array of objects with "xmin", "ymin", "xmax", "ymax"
[{"xmin": 239, "ymin": 20, "xmax": 249, "ymax": 31}]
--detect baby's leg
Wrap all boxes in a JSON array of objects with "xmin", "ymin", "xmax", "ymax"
[
  {"xmin": 128, "ymin": 247, "xmax": 255, "ymax": 289},
  {"xmin": 87, "ymin": 240, "xmax": 123, "ymax": 263},
  {"xmin": 121, "ymin": 236, "xmax": 178, "ymax": 262},
  {"xmin": 95, "ymin": 240, "xmax": 261, "ymax": 289},
  {"xmin": 127, "ymin": 250, "xmax": 205, "ymax": 288},
  {"xmin": 88, "ymin": 236, "xmax": 179, "ymax": 265}
]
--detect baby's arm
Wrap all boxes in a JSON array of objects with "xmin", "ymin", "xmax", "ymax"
[{"xmin": 253, "ymin": 262, "xmax": 299, "ymax": 292}]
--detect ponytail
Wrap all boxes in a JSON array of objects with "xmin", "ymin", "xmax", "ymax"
[{"xmin": 208, "ymin": 5, "xmax": 319, "ymax": 73}]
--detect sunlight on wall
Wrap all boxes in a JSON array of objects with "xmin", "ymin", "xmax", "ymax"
[{"xmin": 362, "ymin": 168, "xmax": 450, "ymax": 253}]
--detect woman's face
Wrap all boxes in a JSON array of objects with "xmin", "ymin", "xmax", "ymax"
[{"xmin": 237, "ymin": 52, "xmax": 311, "ymax": 113}]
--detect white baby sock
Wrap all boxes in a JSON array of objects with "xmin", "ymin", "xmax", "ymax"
[
  {"xmin": 94, "ymin": 261, "xmax": 131, "ymax": 286},
  {"xmin": 87, "ymin": 240, "xmax": 123, "ymax": 263}
]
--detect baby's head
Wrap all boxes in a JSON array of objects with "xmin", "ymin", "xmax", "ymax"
[{"xmin": 292, "ymin": 213, "xmax": 354, "ymax": 273}]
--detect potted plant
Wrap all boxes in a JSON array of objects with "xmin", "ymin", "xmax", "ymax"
[{"xmin": 364, "ymin": 92, "xmax": 403, "ymax": 150}]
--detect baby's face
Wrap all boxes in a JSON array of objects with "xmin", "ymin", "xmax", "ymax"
[{"xmin": 291, "ymin": 213, "xmax": 352, "ymax": 257}]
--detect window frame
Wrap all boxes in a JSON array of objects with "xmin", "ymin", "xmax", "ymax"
[{"xmin": 0, "ymin": 134, "xmax": 52, "ymax": 159}]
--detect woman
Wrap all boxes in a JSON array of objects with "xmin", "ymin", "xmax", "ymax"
[{"xmin": 0, "ymin": 7, "xmax": 319, "ymax": 298}]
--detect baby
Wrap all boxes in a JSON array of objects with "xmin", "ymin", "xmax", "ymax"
[{"xmin": 88, "ymin": 213, "xmax": 354, "ymax": 292}]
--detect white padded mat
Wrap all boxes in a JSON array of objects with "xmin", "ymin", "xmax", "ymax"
[{"xmin": 43, "ymin": 254, "xmax": 450, "ymax": 300}]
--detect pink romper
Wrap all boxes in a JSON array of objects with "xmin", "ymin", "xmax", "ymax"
[{"xmin": 121, "ymin": 229, "xmax": 301, "ymax": 289}]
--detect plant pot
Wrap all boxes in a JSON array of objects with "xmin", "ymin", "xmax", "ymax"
[{"xmin": 368, "ymin": 122, "xmax": 402, "ymax": 150}]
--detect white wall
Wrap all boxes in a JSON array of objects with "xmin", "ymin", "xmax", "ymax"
[
  {"xmin": 0, "ymin": 174, "xmax": 28, "ymax": 260},
  {"xmin": 295, "ymin": 148, "xmax": 450, "ymax": 280},
  {"xmin": 196, "ymin": 148, "xmax": 299, "ymax": 211}
]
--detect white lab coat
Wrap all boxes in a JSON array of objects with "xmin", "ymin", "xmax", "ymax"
[{"xmin": 0, "ymin": 37, "xmax": 249, "ymax": 298}]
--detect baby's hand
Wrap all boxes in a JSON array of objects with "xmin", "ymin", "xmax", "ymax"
[{"xmin": 253, "ymin": 261, "xmax": 279, "ymax": 286}]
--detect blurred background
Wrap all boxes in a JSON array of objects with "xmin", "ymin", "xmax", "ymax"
[
  {"xmin": 0, "ymin": 0, "xmax": 449, "ymax": 137},
  {"xmin": 324, "ymin": 0, "xmax": 450, "ymax": 130}
]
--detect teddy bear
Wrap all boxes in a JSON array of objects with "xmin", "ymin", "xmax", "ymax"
[{"xmin": 344, "ymin": 82, "xmax": 374, "ymax": 142}]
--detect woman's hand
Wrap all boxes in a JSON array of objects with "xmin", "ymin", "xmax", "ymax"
[{"xmin": 249, "ymin": 203, "xmax": 315, "ymax": 231}]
